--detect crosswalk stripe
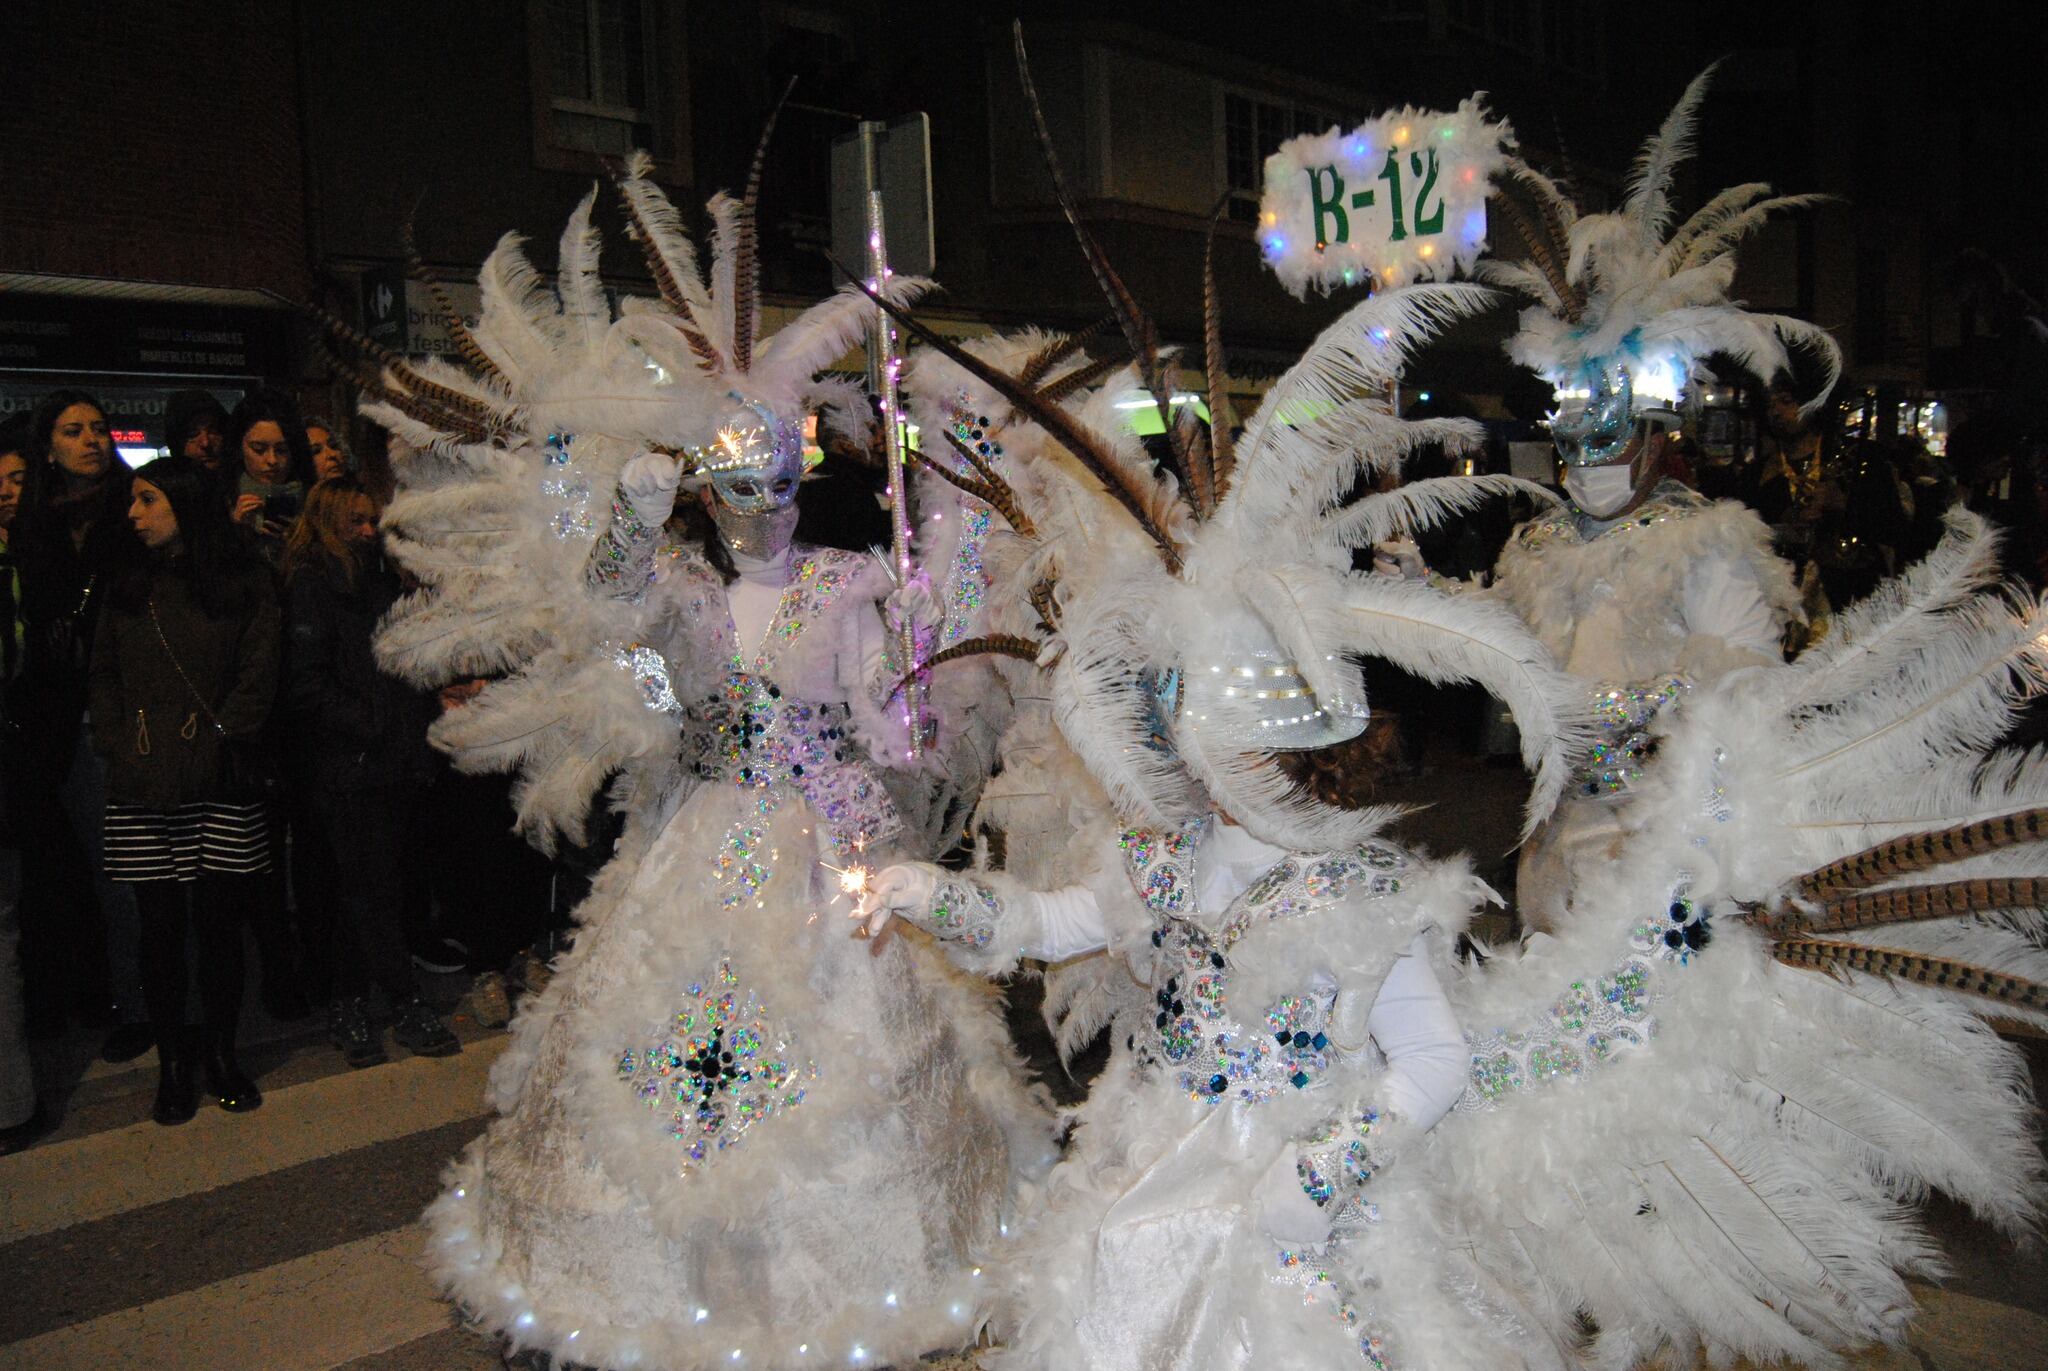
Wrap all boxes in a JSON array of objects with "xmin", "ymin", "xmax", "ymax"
[
  {"xmin": 0, "ymin": 1036, "xmax": 506, "ymax": 1243},
  {"xmin": 0, "ymin": 1226, "xmax": 452, "ymax": 1371}
]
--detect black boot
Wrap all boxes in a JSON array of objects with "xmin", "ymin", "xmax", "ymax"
[
  {"xmin": 152, "ymin": 1031, "xmax": 199, "ymax": 1126},
  {"xmin": 200, "ymin": 1026, "xmax": 263, "ymax": 1113}
]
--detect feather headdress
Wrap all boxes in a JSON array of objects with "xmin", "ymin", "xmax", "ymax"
[
  {"xmin": 861, "ymin": 26, "xmax": 1588, "ymax": 850},
  {"xmin": 1481, "ymin": 66, "xmax": 1841, "ymax": 425},
  {"xmin": 345, "ymin": 107, "xmax": 928, "ymax": 847}
]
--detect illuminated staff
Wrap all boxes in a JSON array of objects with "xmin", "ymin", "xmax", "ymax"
[{"xmin": 866, "ymin": 188, "xmax": 925, "ymax": 760}]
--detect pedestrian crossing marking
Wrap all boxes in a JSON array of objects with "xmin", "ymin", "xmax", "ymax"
[{"xmin": 0, "ymin": 1037, "xmax": 506, "ymax": 1242}]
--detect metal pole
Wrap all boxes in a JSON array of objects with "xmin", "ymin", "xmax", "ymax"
[{"xmin": 866, "ymin": 184, "xmax": 924, "ymax": 760}]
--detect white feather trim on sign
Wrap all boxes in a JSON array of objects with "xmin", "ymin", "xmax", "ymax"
[{"xmin": 1258, "ymin": 97, "xmax": 1514, "ymax": 300}]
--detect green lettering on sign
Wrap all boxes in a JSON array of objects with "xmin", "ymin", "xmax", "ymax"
[
  {"xmin": 1378, "ymin": 152, "xmax": 1407, "ymax": 241},
  {"xmin": 1411, "ymin": 149, "xmax": 1445, "ymax": 235},
  {"xmin": 1307, "ymin": 166, "xmax": 1348, "ymax": 246}
]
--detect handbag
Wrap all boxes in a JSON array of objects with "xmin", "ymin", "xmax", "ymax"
[{"xmin": 146, "ymin": 596, "xmax": 281, "ymax": 801}]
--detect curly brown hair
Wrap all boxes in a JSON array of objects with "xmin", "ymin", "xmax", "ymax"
[{"xmin": 1271, "ymin": 719, "xmax": 1400, "ymax": 810}]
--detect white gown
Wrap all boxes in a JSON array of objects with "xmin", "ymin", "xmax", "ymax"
[
  {"xmin": 1490, "ymin": 482, "xmax": 1801, "ymax": 927},
  {"xmin": 425, "ymin": 536, "xmax": 1052, "ymax": 1371},
  {"xmin": 898, "ymin": 817, "xmax": 1478, "ymax": 1370}
]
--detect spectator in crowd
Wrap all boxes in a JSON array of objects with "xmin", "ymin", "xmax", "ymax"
[
  {"xmin": 221, "ymin": 391, "xmax": 320, "ymax": 1015},
  {"xmin": 90, "ymin": 455, "xmax": 279, "ymax": 1125},
  {"xmin": 1747, "ymin": 381, "xmax": 1828, "ymax": 529},
  {"xmin": 1815, "ymin": 438, "xmax": 1916, "ymax": 609},
  {"xmin": 304, "ymin": 417, "xmax": 352, "ymax": 483},
  {"xmin": 281, "ymin": 477, "xmax": 458, "ymax": 1067},
  {"xmin": 0, "ymin": 415, "xmax": 53, "ymax": 1154},
  {"xmin": 11, "ymin": 390, "xmax": 135, "ymax": 1044},
  {"xmin": 225, "ymin": 389, "xmax": 315, "ymax": 560},
  {"xmin": 164, "ymin": 389, "xmax": 230, "ymax": 479}
]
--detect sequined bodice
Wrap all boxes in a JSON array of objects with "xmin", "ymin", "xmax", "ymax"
[
  {"xmin": 667, "ymin": 546, "xmax": 900, "ymax": 859},
  {"xmin": 1119, "ymin": 822, "xmax": 1412, "ymax": 1105},
  {"xmin": 684, "ymin": 671, "xmax": 894, "ymax": 859}
]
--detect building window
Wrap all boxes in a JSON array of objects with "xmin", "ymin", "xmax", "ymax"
[
  {"xmin": 540, "ymin": 0, "xmax": 652, "ymax": 155},
  {"xmin": 1223, "ymin": 91, "xmax": 1338, "ymax": 224},
  {"xmin": 527, "ymin": 0, "xmax": 687, "ymax": 178}
]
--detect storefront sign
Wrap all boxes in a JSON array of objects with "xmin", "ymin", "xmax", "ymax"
[
  {"xmin": 1259, "ymin": 99, "xmax": 1511, "ymax": 299},
  {"xmin": 0, "ymin": 295, "xmax": 287, "ymax": 376},
  {"xmin": 360, "ymin": 274, "xmax": 485, "ymax": 360}
]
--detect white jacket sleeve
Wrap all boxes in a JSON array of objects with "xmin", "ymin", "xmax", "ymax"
[
  {"xmin": 1678, "ymin": 556, "xmax": 1781, "ymax": 672},
  {"xmin": 892, "ymin": 868, "xmax": 1111, "ymax": 976},
  {"xmin": 1364, "ymin": 934, "xmax": 1469, "ymax": 1133}
]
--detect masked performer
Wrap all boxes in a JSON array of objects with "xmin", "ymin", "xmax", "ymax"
[
  {"xmin": 846, "ymin": 39, "xmax": 2048, "ymax": 1367},
  {"xmin": 1475, "ymin": 68, "xmax": 1832, "ymax": 927},
  {"xmin": 848, "ymin": 173, "xmax": 1585, "ymax": 1370},
  {"xmin": 333, "ymin": 140, "xmax": 1051, "ymax": 1371}
]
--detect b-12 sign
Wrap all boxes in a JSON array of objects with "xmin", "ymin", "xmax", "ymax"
[{"xmin": 1258, "ymin": 98, "xmax": 1512, "ymax": 299}]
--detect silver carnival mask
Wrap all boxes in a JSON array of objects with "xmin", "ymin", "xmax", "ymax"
[
  {"xmin": 691, "ymin": 394, "xmax": 805, "ymax": 513},
  {"xmin": 1551, "ymin": 369, "xmax": 1636, "ymax": 468}
]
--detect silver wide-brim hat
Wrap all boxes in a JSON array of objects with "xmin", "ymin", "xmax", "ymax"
[{"xmin": 1180, "ymin": 651, "xmax": 1369, "ymax": 751}]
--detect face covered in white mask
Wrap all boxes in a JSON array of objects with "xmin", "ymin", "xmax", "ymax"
[
  {"xmin": 1552, "ymin": 370, "xmax": 1675, "ymax": 519},
  {"xmin": 1563, "ymin": 459, "xmax": 1643, "ymax": 518}
]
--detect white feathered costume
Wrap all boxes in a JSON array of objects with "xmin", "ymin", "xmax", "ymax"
[
  {"xmin": 848, "ymin": 41, "xmax": 2048, "ymax": 1364},
  {"xmin": 337, "ymin": 146, "xmax": 1052, "ymax": 1370},
  {"xmin": 1478, "ymin": 69, "xmax": 1835, "ymax": 925},
  {"xmin": 843, "ymin": 81, "xmax": 1592, "ymax": 1354}
]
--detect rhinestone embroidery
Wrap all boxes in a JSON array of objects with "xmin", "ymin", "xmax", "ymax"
[
  {"xmin": 607, "ymin": 642, "xmax": 684, "ymax": 715},
  {"xmin": 673, "ymin": 547, "xmax": 900, "ymax": 857},
  {"xmin": 927, "ymin": 876, "xmax": 1003, "ymax": 950},
  {"xmin": 1576, "ymin": 676, "xmax": 1689, "ymax": 797},
  {"xmin": 1119, "ymin": 828, "xmax": 1412, "ymax": 1106},
  {"xmin": 1457, "ymin": 947, "xmax": 1666, "ymax": 1111},
  {"xmin": 617, "ymin": 959, "xmax": 816, "ymax": 1173}
]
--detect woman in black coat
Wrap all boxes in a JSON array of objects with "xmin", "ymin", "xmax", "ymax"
[
  {"xmin": 281, "ymin": 477, "xmax": 456, "ymax": 1067},
  {"xmin": 11, "ymin": 389, "xmax": 136, "ymax": 1040},
  {"xmin": 90, "ymin": 456, "xmax": 279, "ymax": 1124}
]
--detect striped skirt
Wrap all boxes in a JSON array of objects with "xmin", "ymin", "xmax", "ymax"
[{"xmin": 102, "ymin": 800, "xmax": 274, "ymax": 883}]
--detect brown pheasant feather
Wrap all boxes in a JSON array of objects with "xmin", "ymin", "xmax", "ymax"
[
  {"xmin": 1017, "ymin": 315, "xmax": 1114, "ymax": 388},
  {"xmin": 602, "ymin": 158, "xmax": 725, "ymax": 373},
  {"xmin": 1034, "ymin": 351, "xmax": 1128, "ymax": 407},
  {"xmin": 1797, "ymin": 808, "xmax": 2048, "ymax": 898},
  {"xmin": 1191, "ymin": 197, "xmax": 1238, "ymax": 514},
  {"xmin": 310, "ymin": 309, "xmax": 501, "ymax": 426},
  {"xmin": 890, "ymin": 633, "xmax": 1047, "ymax": 697},
  {"xmin": 731, "ymin": 76, "xmax": 798, "ymax": 376},
  {"xmin": 915, "ymin": 441, "xmax": 1038, "ymax": 538},
  {"xmin": 1494, "ymin": 181, "xmax": 1577, "ymax": 320},
  {"xmin": 835, "ymin": 263, "xmax": 1184, "ymax": 572},
  {"xmin": 1753, "ymin": 877, "xmax": 2048, "ymax": 937},
  {"xmin": 401, "ymin": 213, "xmax": 503, "ymax": 383},
  {"xmin": 319, "ymin": 340, "xmax": 490, "ymax": 446},
  {"xmin": 314, "ymin": 326, "xmax": 492, "ymax": 442},
  {"xmin": 1012, "ymin": 23, "xmax": 1199, "ymax": 513},
  {"xmin": 940, "ymin": 427, "xmax": 1008, "ymax": 490},
  {"xmin": 1028, "ymin": 577, "xmax": 1061, "ymax": 633},
  {"xmin": 1773, "ymin": 937, "xmax": 2048, "ymax": 1013}
]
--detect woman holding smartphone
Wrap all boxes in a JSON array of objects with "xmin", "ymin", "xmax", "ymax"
[{"xmin": 225, "ymin": 389, "xmax": 314, "ymax": 561}]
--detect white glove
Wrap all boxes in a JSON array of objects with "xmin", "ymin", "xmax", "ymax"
[
  {"xmin": 619, "ymin": 450, "xmax": 683, "ymax": 525},
  {"xmin": 883, "ymin": 578, "xmax": 941, "ymax": 629},
  {"xmin": 1252, "ymin": 1147, "xmax": 1336, "ymax": 1247},
  {"xmin": 850, "ymin": 862, "xmax": 939, "ymax": 937},
  {"xmin": 1371, "ymin": 536, "xmax": 1426, "ymax": 581}
]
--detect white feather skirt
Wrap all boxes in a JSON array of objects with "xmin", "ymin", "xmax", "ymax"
[{"xmin": 424, "ymin": 780, "xmax": 1051, "ymax": 1371}]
